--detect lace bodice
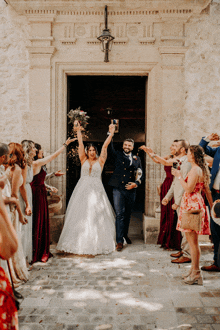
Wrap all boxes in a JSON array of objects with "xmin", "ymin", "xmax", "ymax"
[{"xmin": 81, "ymin": 160, "xmax": 102, "ymax": 178}]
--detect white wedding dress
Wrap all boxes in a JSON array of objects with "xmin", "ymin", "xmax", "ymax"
[{"xmin": 57, "ymin": 160, "xmax": 116, "ymax": 255}]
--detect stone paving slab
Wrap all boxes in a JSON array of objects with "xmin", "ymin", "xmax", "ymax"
[{"xmin": 17, "ymin": 237, "xmax": 220, "ymax": 330}]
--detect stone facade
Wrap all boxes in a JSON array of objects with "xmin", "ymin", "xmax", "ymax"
[
  {"xmin": 184, "ymin": 1, "xmax": 220, "ymax": 144},
  {"xmin": 0, "ymin": 1, "xmax": 29, "ymax": 142},
  {"xmin": 1, "ymin": 0, "xmax": 219, "ymax": 242}
]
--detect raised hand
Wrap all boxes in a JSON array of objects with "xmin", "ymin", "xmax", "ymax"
[
  {"xmin": 109, "ymin": 124, "xmax": 115, "ymax": 135},
  {"xmin": 55, "ymin": 170, "xmax": 65, "ymax": 177},
  {"xmin": 139, "ymin": 146, "xmax": 154, "ymax": 154},
  {"xmin": 207, "ymin": 133, "xmax": 219, "ymax": 141},
  {"xmin": 73, "ymin": 120, "xmax": 84, "ymax": 132},
  {"xmin": 65, "ymin": 137, "xmax": 78, "ymax": 146}
]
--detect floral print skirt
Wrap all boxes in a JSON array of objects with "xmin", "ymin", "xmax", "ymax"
[{"xmin": 0, "ymin": 267, "xmax": 19, "ymax": 330}]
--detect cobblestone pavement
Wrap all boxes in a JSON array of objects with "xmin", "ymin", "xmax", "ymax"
[{"xmin": 18, "ymin": 217, "xmax": 220, "ymax": 330}]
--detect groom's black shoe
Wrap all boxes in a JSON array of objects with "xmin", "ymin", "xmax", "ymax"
[
  {"xmin": 124, "ymin": 236, "xmax": 132, "ymax": 244},
  {"xmin": 116, "ymin": 243, "xmax": 123, "ymax": 252}
]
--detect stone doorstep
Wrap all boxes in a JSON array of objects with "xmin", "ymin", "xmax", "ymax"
[
  {"xmin": 50, "ymin": 214, "xmax": 65, "ymax": 244},
  {"xmin": 143, "ymin": 215, "xmax": 160, "ymax": 244}
]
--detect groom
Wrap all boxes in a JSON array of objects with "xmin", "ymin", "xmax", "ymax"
[{"xmin": 108, "ymin": 127, "xmax": 143, "ymax": 252}]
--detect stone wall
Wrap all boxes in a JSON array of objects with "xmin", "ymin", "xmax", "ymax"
[
  {"xmin": 184, "ymin": 1, "xmax": 220, "ymax": 145},
  {"xmin": 0, "ymin": 1, "xmax": 29, "ymax": 144}
]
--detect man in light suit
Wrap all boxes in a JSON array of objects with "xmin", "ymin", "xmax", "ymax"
[
  {"xmin": 162, "ymin": 139, "xmax": 192, "ymax": 263},
  {"xmin": 199, "ymin": 133, "xmax": 220, "ymax": 271}
]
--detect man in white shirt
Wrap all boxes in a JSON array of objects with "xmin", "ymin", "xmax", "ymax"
[
  {"xmin": 199, "ymin": 133, "xmax": 220, "ymax": 271},
  {"xmin": 162, "ymin": 139, "xmax": 192, "ymax": 263}
]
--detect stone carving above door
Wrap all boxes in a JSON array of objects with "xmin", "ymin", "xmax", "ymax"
[{"xmin": 8, "ymin": 0, "xmax": 212, "ymax": 16}]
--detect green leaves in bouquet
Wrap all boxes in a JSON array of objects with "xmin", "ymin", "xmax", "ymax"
[{"xmin": 67, "ymin": 107, "xmax": 90, "ymax": 129}]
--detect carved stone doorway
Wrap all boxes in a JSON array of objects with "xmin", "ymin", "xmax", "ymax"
[{"xmin": 66, "ymin": 75, "xmax": 146, "ymax": 212}]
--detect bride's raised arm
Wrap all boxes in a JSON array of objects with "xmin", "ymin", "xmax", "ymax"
[
  {"xmin": 74, "ymin": 121, "xmax": 87, "ymax": 164},
  {"xmin": 99, "ymin": 124, "xmax": 115, "ymax": 168}
]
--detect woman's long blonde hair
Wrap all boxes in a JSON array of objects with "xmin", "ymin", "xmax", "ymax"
[{"xmin": 21, "ymin": 140, "xmax": 35, "ymax": 166}]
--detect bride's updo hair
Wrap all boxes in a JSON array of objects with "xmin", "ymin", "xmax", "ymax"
[{"xmin": 85, "ymin": 144, "xmax": 99, "ymax": 158}]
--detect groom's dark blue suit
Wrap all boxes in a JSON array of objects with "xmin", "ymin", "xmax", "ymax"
[
  {"xmin": 108, "ymin": 141, "xmax": 143, "ymax": 244},
  {"xmin": 199, "ymin": 137, "xmax": 220, "ymax": 266}
]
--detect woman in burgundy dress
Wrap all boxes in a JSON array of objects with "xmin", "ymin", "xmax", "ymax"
[
  {"xmin": 140, "ymin": 141, "xmax": 182, "ymax": 250},
  {"xmin": 31, "ymin": 138, "xmax": 76, "ymax": 263}
]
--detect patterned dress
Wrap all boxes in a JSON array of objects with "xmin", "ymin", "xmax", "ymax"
[
  {"xmin": 177, "ymin": 177, "xmax": 211, "ymax": 235},
  {"xmin": 0, "ymin": 267, "xmax": 19, "ymax": 330}
]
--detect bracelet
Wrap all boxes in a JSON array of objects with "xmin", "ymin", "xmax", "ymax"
[
  {"xmin": 152, "ymin": 154, "xmax": 157, "ymax": 159},
  {"xmin": 63, "ymin": 143, "xmax": 67, "ymax": 148},
  {"xmin": 178, "ymin": 176, "xmax": 181, "ymax": 180}
]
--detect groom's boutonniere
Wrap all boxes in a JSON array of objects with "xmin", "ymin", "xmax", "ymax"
[{"xmin": 133, "ymin": 156, "xmax": 137, "ymax": 160}]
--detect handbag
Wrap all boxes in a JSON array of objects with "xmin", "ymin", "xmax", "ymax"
[
  {"xmin": 181, "ymin": 209, "xmax": 202, "ymax": 232},
  {"xmin": 7, "ymin": 261, "xmax": 24, "ymax": 310}
]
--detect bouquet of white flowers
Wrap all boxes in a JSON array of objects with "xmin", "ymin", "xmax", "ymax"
[{"xmin": 67, "ymin": 107, "xmax": 90, "ymax": 129}]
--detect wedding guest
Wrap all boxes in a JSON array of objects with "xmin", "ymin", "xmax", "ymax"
[
  {"xmin": 172, "ymin": 145, "xmax": 212, "ymax": 285},
  {"xmin": 140, "ymin": 141, "xmax": 182, "ymax": 251},
  {"xmin": 31, "ymin": 137, "xmax": 76, "ymax": 263},
  {"xmin": 0, "ymin": 186, "xmax": 19, "ymax": 330},
  {"xmin": 6, "ymin": 142, "xmax": 29, "ymax": 286},
  {"xmin": 162, "ymin": 140, "xmax": 192, "ymax": 263},
  {"xmin": 19, "ymin": 140, "xmax": 36, "ymax": 265},
  {"xmin": 199, "ymin": 133, "xmax": 220, "ymax": 271}
]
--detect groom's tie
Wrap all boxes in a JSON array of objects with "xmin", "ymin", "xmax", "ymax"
[{"xmin": 124, "ymin": 153, "xmax": 132, "ymax": 166}]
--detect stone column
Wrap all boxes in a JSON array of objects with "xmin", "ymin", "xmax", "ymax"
[
  {"xmin": 143, "ymin": 46, "xmax": 187, "ymax": 243},
  {"xmin": 27, "ymin": 15, "xmax": 56, "ymax": 152}
]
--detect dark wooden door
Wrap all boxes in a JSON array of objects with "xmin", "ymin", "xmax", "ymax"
[{"xmin": 66, "ymin": 75, "xmax": 146, "ymax": 211}]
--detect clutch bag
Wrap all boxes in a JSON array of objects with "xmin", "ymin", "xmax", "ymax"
[{"xmin": 181, "ymin": 209, "xmax": 202, "ymax": 232}]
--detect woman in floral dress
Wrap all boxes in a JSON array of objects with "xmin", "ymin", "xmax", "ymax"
[{"xmin": 172, "ymin": 145, "xmax": 213, "ymax": 285}]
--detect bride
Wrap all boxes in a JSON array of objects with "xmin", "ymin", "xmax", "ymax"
[{"xmin": 57, "ymin": 122, "xmax": 116, "ymax": 255}]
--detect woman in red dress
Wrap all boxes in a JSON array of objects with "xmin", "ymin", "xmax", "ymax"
[
  {"xmin": 0, "ymin": 181, "xmax": 19, "ymax": 330},
  {"xmin": 173, "ymin": 145, "xmax": 213, "ymax": 285},
  {"xmin": 140, "ymin": 141, "xmax": 182, "ymax": 250},
  {"xmin": 31, "ymin": 137, "xmax": 76, "ymax": 264}
]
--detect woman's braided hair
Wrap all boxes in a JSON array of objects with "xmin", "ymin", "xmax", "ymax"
[{"xmin": 189, "ymin": 145, "xmax": 210, "ymax": 186}]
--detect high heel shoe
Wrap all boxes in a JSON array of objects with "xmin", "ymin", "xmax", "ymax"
[
  {"xmin": 184, "ymin": 271, "xmax": 203, "ymax": 285},
  {"xmin": 182, "ymin": 268, "xmax": 192, "ymax": 279}
]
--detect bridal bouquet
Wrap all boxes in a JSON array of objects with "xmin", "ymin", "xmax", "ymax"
[
  {"xmin": 67, "ymin": 107, "xmax": 90, "ymax": 129},
  {"xmin": 67, "ymin": 107, "xmax": 90, "ymax": 165}
]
